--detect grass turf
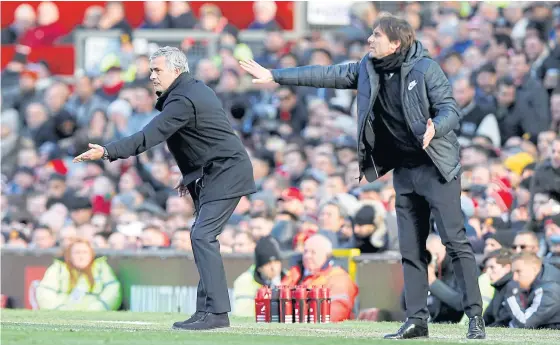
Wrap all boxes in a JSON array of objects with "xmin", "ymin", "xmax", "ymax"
[{"xmin": 1, "ymin": 309, "xmax": 558, "ymax": 345}]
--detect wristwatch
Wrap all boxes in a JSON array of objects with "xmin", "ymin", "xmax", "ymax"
[{"xmin": 102, "ymin": 147, "xmax": 109, "ymax": 160}]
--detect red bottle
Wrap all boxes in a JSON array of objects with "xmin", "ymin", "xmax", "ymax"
[
  {"xmin": 292, "ymin": 286, "xmax": 308, "ymax": 323},
  {"xmin": 255, "ymin": 286, "xmax": 271, "ymax": 323},
  {"xmin": 320, "ymin": 286, "xmax": 331, "ymax": 323},
  {"xmin": 307, "ymin": 286, "xmax": 321, "ymax": 323},
  {"xmin": 280, "ymin": 286, "xmax": 294, "ymax": 323}
]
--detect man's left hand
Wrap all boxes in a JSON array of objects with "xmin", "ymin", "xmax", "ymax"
[
  {"xmin": 423, "ymin": 118, "xmax": 435, "ymax": 149},
  {"xmin": 73, "ymin": 143, "xmax": 105, "ymax": 163}
]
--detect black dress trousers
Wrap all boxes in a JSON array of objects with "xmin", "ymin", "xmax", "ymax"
[{"xmin": 393, "ymin": 163, "xmax": 482, "ymax": 324}]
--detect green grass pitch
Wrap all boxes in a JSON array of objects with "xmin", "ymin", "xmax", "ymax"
[{"xmin": 1, "ymin": 309, "xmax": 558, "ymax": 345}]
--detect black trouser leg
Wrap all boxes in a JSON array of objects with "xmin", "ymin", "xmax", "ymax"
[
  {"xmin": 394, "ymin": 167, "xmax": 432, "ymax": 324},
  {"xmin": 188, "ymin": 182, "xmax": 207, "ymax": 312},
  {"xmin": 417, "ymin": 165, "xmax": 483, "ymax": 318},
  {"xmin": 190, "ymin": 196, "xmax": 241, "ymax": 313}
]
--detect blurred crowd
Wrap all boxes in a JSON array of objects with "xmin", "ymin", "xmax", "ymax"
[{"xmin": 1, "ymin": 1, "xmax": 560, "ymax": 324}]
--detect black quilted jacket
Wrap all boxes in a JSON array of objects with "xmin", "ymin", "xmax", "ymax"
[{"xmin": 271, "ymin": 41, "xmax": 462, "ymax": 183}]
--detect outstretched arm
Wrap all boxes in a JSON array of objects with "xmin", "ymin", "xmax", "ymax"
[
  {"xmin": 73, "ymin": 98, "xmax": 194, "ymax": 163},
  {"xmin": 240, "ymin": 59, "xmax": 359, "ymax": 90}
]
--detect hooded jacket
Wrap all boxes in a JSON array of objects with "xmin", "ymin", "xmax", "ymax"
[
  {"xmin": 483, "ymin": 272, "xmax": 516, "ymax": 327},
  {"xmin": 271, "ymin": 41, "xmax": 461, "ymax": 183}
]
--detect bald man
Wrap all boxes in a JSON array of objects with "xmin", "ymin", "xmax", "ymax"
[
  {"xmin": 506, "ymin": 253, "xmax": 560, "ymax": 329},
  {"xmin": 1, "ymin": 4, "xmax": 35, "ymax": 44},
  {"xmin": 281, "ymin": 234, "xmax": 358, "ymax": 322}
]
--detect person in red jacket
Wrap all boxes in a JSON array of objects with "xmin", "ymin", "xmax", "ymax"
[
  {"xmin": 281, "ymin": 234, "xmax": 358, "ymax": 322},
  {"xmin": 20, "ymin": 2, "xmax": 65, "ymax": 47}
]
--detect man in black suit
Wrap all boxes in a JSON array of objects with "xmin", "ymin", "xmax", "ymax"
[{"xmin": 73, "ymin": 46, "xmax": 256, "ymax": 330}]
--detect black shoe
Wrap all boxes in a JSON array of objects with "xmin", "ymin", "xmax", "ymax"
[
  {"xmin": 172, "ymin": 311, "xmax": 206, "ymax": 328},
  {"xmin": 467, "ymin": 315, "xmax": 486, "ymax": 339},
  {"xmin": 172, "ymin": 312, "xmax": 230, "ymax": 331},
  {"xmin": 384, "ymin": 320, "xmax": 429, "ymax": 339}
]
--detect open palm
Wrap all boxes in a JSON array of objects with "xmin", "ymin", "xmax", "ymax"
[{"xmin": 239, "ymin": 59, "xmax": 274, "ymax": 84}]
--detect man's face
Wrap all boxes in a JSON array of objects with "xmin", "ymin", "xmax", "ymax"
[
  {"xmin": 276, "ymin": 88, "xmax": 296, "ymax": 112},
  {"xmin": 283, "ymin": 151, "xmax": 305, "ymax": 177},
  {"xmin": 367, "ymin": 26, "xmax": 400, "ymax": 59},
  {"xmin": 258, "ymin": 260, "xmax": 282, "ymax": 280},
  {"xmin": 484, "ymin": 238, "xmax": 502, "ymax": 255},
  {"xmin": 524, "ymin": 36, "xmax": 543, "ymax": 61},
  {"xmin": 249, "ymin": 217, "xmax": 273, "ymax": 240},
  {"xmin": 497, "ymin": 84, "xmax": 516, "ymax": 107},
  {"xmin": 512, "ymin": 260, "xmax": 539, "ymax": 290},
  {"xmin": 172, "ymin": 230, "xmax": 191, "ymax": 251},
  {"xmin": 318, "ymin": 204, "xmax": 343, "ymax": 232},
  {"xmin": 150, "ymin": 56, "xmax": 180, "ymax": 93},
  {"xmin": 325, "ymin": 176, "xmax": 346, "ymax": 197},
  {"xmin": 510, "ymin": 55, "xmax": 529, "ymax": 80},
  {"xmin": 476, "ymin": 71, "xmax": 496, "ymax": 94},
  {"xmin": 453, "ymin": 79, "xmax": 474, "ymax": 108},
  {"xmin": 71, "ymin": 208, "xmax": 93, "ymax": 226},
  {"xmin": 485, "ymin": 257, "xmax": 511, "ymax": 284},
  {"xmin": 76, "ymin": 76, "xmax": 93, "ymax": 99},
  {"xmin": 512, "ymin": 234, "xmax": 539, "ymax": 254},
  {"xmin": 108, "ymin": 232, "xmax": 127, "ymax": 250},
  {"xmin": 32, "ymin": 228, "xmax": 55, "ymax": 249},
  {"xmin": 300, "ymin": 179, "xmax": 319, "ymax": 199},
  {"xmin": 302, "ymin": 240, "xmax": 328, "ymax": 274},
  {"xmin": 233, "ymin": 233, "xmax": 255, "ymax": 253},
  {"xmin": 471, "ymin": 166, "xmax": 491, "ymax": 185},
  {"xmin": 47, "ymin": 179, "xmax": 66, "ymax": 198}
]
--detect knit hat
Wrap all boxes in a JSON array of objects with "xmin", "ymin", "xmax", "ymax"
[
  {"xmin": 488, "ymin": 189, "xmax": 513, "ymax": 213},
  {"xmin": 354, "ymin": 205, "xmax": 376, "ymax": 226},
  {"xmin": 280, "ymin": 187, "xmax": 304, "ymax": 202},
  {"xmin": 504, "ymin": 152, "xmax": 535, "ymax": 176},
  {"xmin": 254, "ymin": 236, "xmax": 282, "ymax": 269}
]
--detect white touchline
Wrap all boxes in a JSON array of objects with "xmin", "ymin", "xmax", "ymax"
[{"xmin": 91, "ymin": 321, "xmax": 155, "ymax": 325}]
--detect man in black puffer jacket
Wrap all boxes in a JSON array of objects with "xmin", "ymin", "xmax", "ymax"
[{"xmin": 241, "ymin": 14, "xmax": 484, "ymax": 340}]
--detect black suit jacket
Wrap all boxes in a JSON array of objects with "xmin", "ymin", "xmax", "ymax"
[{"xmin": 104, "ymin": 72, "xmax": 256, "ymax": 205}]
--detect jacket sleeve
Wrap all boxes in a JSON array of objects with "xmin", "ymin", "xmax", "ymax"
[
  {"xmin": 424, "ymin": 61, "xmax": 460, "ymax": 138},
  {"xmin": 104, "ymin": 99, "xmax": 193, "ymax": 161},
  {"xmin": 271, "ymin": 62, "xmax": 359, "ymax": 90},
  {"xmin": 233, "ymin": 271, "xmax": 257, "ymax": 317},
  {"xmin": 326, "ymin": 271, "xmax": 358, "ymax": 322},
  {"xmin": 520, "ymin": 86, "xmax": 551, "ymax": 141},
  {"xmin": 506, "ymin": 285, "xmax": 560, "ymax": 329},
  {"xmin": 36, "ymin": 262, "xmax": 70, "ymax": 310},
  {"xmin": 429, "ymin": 279, "xmax": 464, "ymax": 311},
  {"xmin": 91, "ymin": 258, "xmax": 122, "ymax": 311}
]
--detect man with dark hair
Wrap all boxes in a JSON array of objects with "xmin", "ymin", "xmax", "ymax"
[
  {"xmin": 483, "ymin": 249, "xmax": 515, "ymax": 327},
  {"xmin": 507, "ymin": 253, "xmax": 560, "ymax": 329},
  {"xmin": 241, "ymin": 13, "xmax": 485, "ymax": 339}
]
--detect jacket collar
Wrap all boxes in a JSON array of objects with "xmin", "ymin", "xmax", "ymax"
[
  {"xmin": 155, "ymin": 72, "xmax": 194, "ymax": 111},
  {"xmin": 492, "ymin": 271, "xmax": 513, "ymax": 289}
]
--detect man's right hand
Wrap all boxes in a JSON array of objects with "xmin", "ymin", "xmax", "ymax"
[
  {"xmin": 174, "ymin": 177, "xmax": 188, "ymax": 197},
  {"xmin": 239, "ymin": 59, "xmax": 274, "ymax": 84}
]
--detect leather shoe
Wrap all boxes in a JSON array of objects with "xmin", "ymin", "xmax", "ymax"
[
  {"xmin": 467, "ymin": 315, "xmax": 486, "ymax": 339},
  {"xmin": 172, "ymin": 312, "xmax": 230, "ymax": 331},
  {"xmin": 384, "ymin": 320, "xmax": 429, "ymax": 339},
  {"xmin": 172, "ymin": 311, "xmax": 206, "ymax": 328}
]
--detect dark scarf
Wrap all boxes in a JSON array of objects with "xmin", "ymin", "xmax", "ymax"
[{"xmin": 371, "ymin": 49, "xmax": 409, "ymax": 72}]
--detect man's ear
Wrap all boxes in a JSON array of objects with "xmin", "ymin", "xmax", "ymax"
[{"xmin": 390, "ymin": 40, "xmax": 401, "ymax": 53}]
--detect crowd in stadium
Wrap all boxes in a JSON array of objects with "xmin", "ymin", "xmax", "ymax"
[{"xmin": 1, "ymin": 1, "xmax": 560, "ymax": 327}]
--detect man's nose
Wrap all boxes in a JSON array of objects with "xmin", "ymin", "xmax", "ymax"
[{"xmin": 150, "ymin": 72, "xmax": 157, "ymax": 80}]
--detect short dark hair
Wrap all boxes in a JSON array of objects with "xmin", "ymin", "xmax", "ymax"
[
  {"xmin": 484, "ymin": 248, "xmax": 513, "ymax": 266},
  {"xmin": 497, "ymin": 75, "xmax": 515, "ymax": 88},
  {"xmin": 372, "ymin": 14, "xmax": 416, "ymax": 52},
  {"xmin": 494, "ymin": 33, "xmax": 513, "ymax": 50}
]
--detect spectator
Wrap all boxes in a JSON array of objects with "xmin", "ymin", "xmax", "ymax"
[
  {"xmin": 65, "ymin": 76, "xmax": 109, "ymax": 128},
  {"xmin": 31, "ymin": 224, "xmax": 56, "ymax": 249},
  {"xmin": 318, "ymin": 201, "xmax": 351, "ymax": 248},
  {"xmin": 483, "ymin": 249, "xmax": 516, "ymax": 327},
  {"xmin": 350, "ymin": 202, "xmax": 388, "ymax": 253},
  {"xmin": 274, "ymin": 85, "xmax": 307, "ymax": 134},
  {"xmin": 544, "ymin": 214, "xmax": 560, "ymax": 258},
  {"xmin": 171, "ymin": 227, "xmax": 191, "ymax": 252},
  {"xmin": 281, "ymin": 234, "xmax": 358, "ymax": 322},
  {"xmin": 248, "ymin": 1, "xmax": 281, "ymax": 31},
  {"xmin": 168, "ymin": 1, "xmax": 197, "ymax": 29},
  {"xmin": 36, "ymin": 238, "xmax": 122, "ymax": 310},
  {"xmin": 513, "ymin": 231, "xmax": 542, "ymax": 256},
  {"xmin": 233, "ymin": 236, "xmax": 285, "ymax": 317},
  {"xmin": 506, "ymin": 253, "xmax": 560, "ymax": 329},
  {"xmin": 20, "ymin": 2, "xmax": 65, "ymax": 47},
  {"xmin": 196, "ymin": 3, "xmax": 238, "ymax": 37},
  {"xmin": 58, "ymin": 5, "xmax": 104, "ymax": 44},
  {"xmin": 453, "ymin": 77, "xmax": 500, "ymax": 147},
  {"xmin": 98, "ymin": 1, "xmax": 132, "ymax": 34},
  {"xmin": 141, "ymin": 1, "xmax": 172, "ymax": 29},
  {"xmin": 1, "ymin": 4, "xmax": 35, "ymax": 44},
  {"xmin": 232, "ymin": 231, "xmax": 256, "ymax": 253}
]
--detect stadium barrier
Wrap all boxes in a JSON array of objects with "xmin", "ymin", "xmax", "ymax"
[{"xmin": 1, "ymin": 247, "xmax": 405, "ymax": 319}]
